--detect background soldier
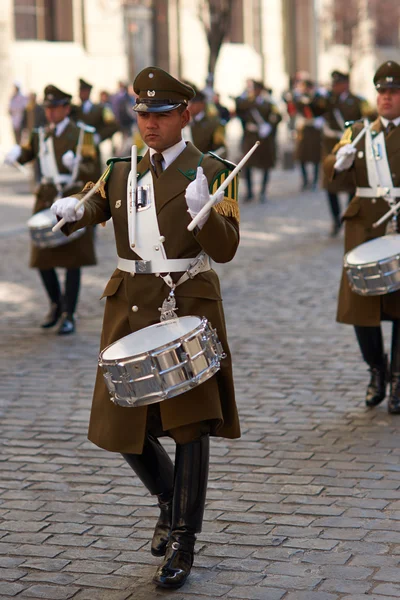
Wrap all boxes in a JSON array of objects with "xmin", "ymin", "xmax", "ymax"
[
  {"xmin": 293, "ymin": 79, "xmax": 325, "ymax": 191},
  {"xmin": 4, "ymin": 85, "xmax": 98, "ymax": 334},
  {"xmin": 322, "ymin": 70, "xmax": 373, "ymax": 236},
  {"xmin": 324, "ymin": 60, "xmax": 400, "ymax": 413},
  {"xmin": 51, "ymin": 67, "xmax": 241, "ymax": 589},
  {"xmin": 235, "ymin": 80, "xmax": 282, "ymax": 203},
  {"xmin": 71, "ymin": 78, "xmax": 119, "ymax": 178},
  {"xmin": 186, "ymin": 89, "xmax": 226, "ymax": 156}
]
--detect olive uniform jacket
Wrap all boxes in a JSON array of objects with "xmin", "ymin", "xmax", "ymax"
[
  {"xmin": 294, "ymin": 93, "xmax": 325, "ymax": 165},
  {"xmin": 64, "ymin": 141, "xmax": 241, "ymax": 454},
  {"xmin": 19, "ymin": 120, "xmax": 97, "ymax": 270},
  {"xmin": 322, "ymin": 92, "xmax": 372, "ymax": 192},
  {"xmin": 71, "ymin": 103, "xmax": 119, "ymax": 179},
  {"xmin": 324, "ymin": 118, "xmax": 400, "ymax": 326},
  {"xmin": 190, "ymin": 113, "xmax": 226, "ymax": 156},
  {"xmin": 235, "ymin": 96, "xmax": 282, "ymax": 170}
]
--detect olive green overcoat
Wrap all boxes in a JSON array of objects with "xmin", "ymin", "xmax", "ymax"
[
  {"xmin": 19, "ymin": 121, "xmax": 97, "ymax": 269},
  {"xmin": 190, "ymin": 114, "xmax": 226, "ymax": 155},
  {"xmin": 64, "ymin": 142, "xmax": 241, "ymax": 454},
  {"xmin": 324, "ymin": 118, "xmax": 400, "ymax": 326}
]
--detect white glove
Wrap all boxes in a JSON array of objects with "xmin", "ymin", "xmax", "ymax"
[
  {"xmin": 4, "ymin": 144, "xmax": 22, "ymax": 165},
  {"xmin": 313, "ymin": 116, "xmax": 324, "ymax": 130},
  {"xmin": 258, "ymin": 123, "xmax": 272, "ymax": 138},
  {"xmin": 61, "ymin": 150, "xmax": 76, "ymax": 172},
  {"xmin": 334, "ymin": 144, "xmax": 357, "ymax": 172},
  {"xmin": 185, "ymin": 166, "xmax": 218, "ymax": 230},
  {"xmin": 51, "ymin": 196, "xmax": 84, "ymax": 222},
  {"xmin": 93, "ymin": 133, "xmax": 101, "ymax": 145}
]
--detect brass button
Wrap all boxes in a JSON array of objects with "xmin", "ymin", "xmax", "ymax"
[
  {"xmin": 130, "ymin": 272, "xmax": 135, "ymax": 278},
  {"xmin": 131, "ymin": 305, "xmax": 138, "ymax": 312}
]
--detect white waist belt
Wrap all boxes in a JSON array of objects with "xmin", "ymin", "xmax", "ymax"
[
  {"xmin": 356, "ymin": 187, "xmax": 400, "ymax": 199},
  {"xmin": 117, "ymin": 254, "xmax": 211, "ymax": 275}
]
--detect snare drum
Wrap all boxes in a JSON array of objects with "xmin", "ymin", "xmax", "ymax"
[
  {"xmin": 27, "ymin": 208, "xmax": 86, "ymax": 248},
  {"xmin": 99, "ymin": 316, "xmax": 225, "ymax": 407},
  {"xmin": 344, "ymin": 234, "xmax": 400, "ymax": 296}
]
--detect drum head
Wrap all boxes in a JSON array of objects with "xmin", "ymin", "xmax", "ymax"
[
  {"xmin": 346, "ymin": 235, "xmax": 400, "ymax": 265},
  {"xmin": 102, "ymin": 316, "xmax": 202, "ymax": 361},
  {"xmin": 27, "ymin": 208, "xmax": 55, "ymax": 228}
]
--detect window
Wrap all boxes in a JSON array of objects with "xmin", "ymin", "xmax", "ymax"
[{"xmin": 14, "ymin": 0, "xmax": 74, "ymax": 41}]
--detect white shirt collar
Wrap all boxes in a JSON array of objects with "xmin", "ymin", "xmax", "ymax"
[
  {"xmin": 82, "ymin": 100, "xmax": 93, "ymax": 114},
  {"xmin": 54, "ymin": 117, "xmax": 70, "ymax": 137},
  {"xmin": 149, "ymin": 139, "xmax": 186, "ymax": 171},
  {"xmin": 380, "ymin": 115, "xmax": 400, "ymax": 128}
]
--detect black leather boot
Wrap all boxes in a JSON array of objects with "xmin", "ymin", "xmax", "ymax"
[
  {"xmin": 153, "ymin": 435, "xmax": 209, "ymax": 589},
  {"xmin": 122, "ymin": 435, "xmax": 174, "ymax": 557},
  {"xmin": 41, "ymin": 302, "xmax": 62, "ymax": 328},
  {"xmin": 388, "ymin": 373, "xmax": 400, "ymax": 414},
  {"xmin": 57, "ymin": 313, "xmax": 75, "ymax": 335},
  {"xmin": 365, "ymin": 357, "xmax": 388, "ymax": 408}
]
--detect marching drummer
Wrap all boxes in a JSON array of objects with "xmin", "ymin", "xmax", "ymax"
[
  {"xmin": 4, "ymin": 84, "xmax": 98, "ymax": 334},
  {"xmin": 324, "ymin": 60, "xmax": 400, "ymax": 413},
  {"xmin": 51, "ymin": 67, "xmax": 241, "ymax": 588}
]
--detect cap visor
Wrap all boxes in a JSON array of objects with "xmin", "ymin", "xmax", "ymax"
[{"xmin": 133, "ymin": 102, "xmax": 182, "ymax": 113}]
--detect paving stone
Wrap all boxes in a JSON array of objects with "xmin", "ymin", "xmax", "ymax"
[{"xmin": 18, "ymin": 584, "xmax": 81, "ymax": 599}]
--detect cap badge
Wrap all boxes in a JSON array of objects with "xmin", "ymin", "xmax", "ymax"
[
  {"xmin": 386, "ymin": 77, "xmax": 393, "ymax": 82},
  {"xmin": 48, "ymin": 94, "xmax": 54, "ymax": 100},
  {"xmin": 147, "ymin": 90, "xmax": 156, "ymax": 97}
]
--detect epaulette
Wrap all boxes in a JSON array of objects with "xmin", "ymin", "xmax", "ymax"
[
  {"xmin": 106, "ymin": 156, "xmax": 144, "ymax": 166},
  {"xmin": 207, "ymin": 151, "xmax": 236, "ymax": 171}
]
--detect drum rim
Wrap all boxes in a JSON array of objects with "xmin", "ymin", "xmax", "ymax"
[
  {"xmin": 99, "ymin": 315, "xmax": 205, "ymax": 365},
  {"xmin": 27, "ymin": 208, "xmax": 57, "ymax": 229},
  {"xmin": 344, "ymin": 234, "xmax": 400, "ymax": 267}
]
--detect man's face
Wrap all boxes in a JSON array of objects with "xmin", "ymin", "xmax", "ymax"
[
  {"xmin": 44, "ymin": 104, "xmax": 70, "ymax": 125},
  {"xmin": 79, "ymin": 88, "xmax": 91, "ymax": 102},
  {"xmin": 377, "ymin": 88, "xmax": 400, "ymax": 120},
  {"xmin": 136, "ymin": 107, "xmax": 190, "ymax": 151},
  {"xmin": 188, "ymin": 101, "xmax": 205, "ymax": 118},
  {"xmin": 332, "ymin": 81, "xmax": 349, "ymax": 96}
]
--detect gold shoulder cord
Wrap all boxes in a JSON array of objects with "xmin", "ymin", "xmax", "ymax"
[
  {"xmin": 211, "ymin": 170, "xmax": 240, "ymax": 222},
  {"xmin": 81, "ymin": 164, "xmax": 111, "ymax": 200}
]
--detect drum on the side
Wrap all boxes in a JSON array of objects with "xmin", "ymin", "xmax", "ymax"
[
  {"xmin": 98, "ymin": 316, "xmax": 226, "ymax": 407},
  {"xmin": 344, "ymin": 234, "xmax": 400, "ymax": 296},
  {"xmin": 27, "ymin": 208, "xmax": 86, "ymax": 248}
]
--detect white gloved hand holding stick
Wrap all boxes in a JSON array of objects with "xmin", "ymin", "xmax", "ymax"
[
  {"xmin": 4, "ymin": 144, "xmax": 22, "ymax": 165},
  {"xmin": 51, "ymin": 197, "xmax": 85, "ymax": 223},
  {"xmin": 61, "ymin": 150, "xmax": 76, "ymax": 172},
  {"xmin": 334, "ymin": 144, "xmax": 357, "ymax": 171},
  {"xmin": 185, "ymin": 167, "xmax": 223, "ymax": 230}
]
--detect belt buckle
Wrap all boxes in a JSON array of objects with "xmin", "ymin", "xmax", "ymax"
[
  {"xmin": 187, "ymin": 254, "xmax": 206, "ymax": 279},
  {"xmin": 135, "ymin": 260, "xmax": 152, "ymax": 274}
]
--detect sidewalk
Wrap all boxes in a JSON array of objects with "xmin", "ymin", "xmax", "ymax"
[{"xmin": 1, "ymin": 166, "xmax": 400, "ymax": 600}]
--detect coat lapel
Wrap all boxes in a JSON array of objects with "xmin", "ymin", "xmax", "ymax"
[
  {"xmin": 137, "ymin": 151, "xmax": 150, "ymax": 181},
  {"xmin": 384, "ymin": 123, "xmax": 400, "ymax": 161},
  {"xmin": 153, "ymin": 142, "xmax": 204, "ymax": 214}
]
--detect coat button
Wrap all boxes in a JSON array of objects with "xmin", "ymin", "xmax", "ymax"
[
  {"xmin": 130, "ymin": 272, "xmax": 135, "ymax": 277},
  {"xmin": 372, "ymin": 198, "xmax": 376, "ymax": 204},
  {"xmin": 154, "ymin": 245, "xmax": 160, "ymax": 251},
  {"xmin": 132, "ymin": 305, "xmax": 139, "ymax": 312},
  {"xmin": 159, "ymin": 236, "xmax": 165, "ymax": 242}
]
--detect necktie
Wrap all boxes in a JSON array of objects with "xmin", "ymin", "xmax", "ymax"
[
  {"xmin": 152, "ymin": 153, "xmax": 164, "ymax": 178},
  {"xmin": 385, "ymin": 121, "xmax": 396, "ymax": 136}
]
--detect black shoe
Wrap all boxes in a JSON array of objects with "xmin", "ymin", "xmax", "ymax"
[
  {"xmin": 153, "ymin": 533, "xmax": 195, "ymax": 589},
  {"xmin": 151, "ymin": 497, "xmax": 172, "ymax": 557},
  {"xmin": 365, "ymin": 358, "xmax": 388, "ymax": 408},
  {"xmin": 388, "ymin": 373, "xmax": 400, "ymax": 414},
  {"xmin": 57, "ymin": 313, "xmax": 75, "ymax": 335},
  {"xmin": 243, "ymin": 195, "xmax": 253, "ymax": 203},
  {"xmin": 41, "ymin": 303, "xmax": 61, "ymax": 328}
]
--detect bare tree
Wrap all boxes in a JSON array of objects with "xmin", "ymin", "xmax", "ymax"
[{"xmin": 198, "ymin": 0, "xmax": 232, "ymax": 80}]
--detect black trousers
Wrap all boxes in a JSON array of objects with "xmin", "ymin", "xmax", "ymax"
[
  {"xmin": 39, "ymin": 268, "xmax": 81, "ymax": 315},
  {"xmin": 354, "ymin": 321, "xmax": 400, "ymax": 373},
  {"xmin": 244, "ymin": 167, "xmax": 269, "ymax": 198},
  {"xmin": 300, "ymin": 163, "xmax": 319, "ymax": 187},
  {"xmin": 326, "ymin": 191, "xmax": 354, "ymax": 222}
]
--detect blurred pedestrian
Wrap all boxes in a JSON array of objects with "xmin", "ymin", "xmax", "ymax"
[{"xmin": 9, "ymin": 82, "xmax": 27, "ymax": 144}]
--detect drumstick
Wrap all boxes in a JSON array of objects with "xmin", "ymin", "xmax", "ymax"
[
  {"xmin": 373, "ymin": 200, "xmax": 400, "ymax": 229},
  {"xmin": 51, "ymin": 178, "xmax": 102, "ymax": 233},
  {"xmin": 187, "ymin": 141, "xmax": 260, "ymax": 232},
  {"xmin": 334, "ymin": 120, "xmax": 369, "ymax": 170}
]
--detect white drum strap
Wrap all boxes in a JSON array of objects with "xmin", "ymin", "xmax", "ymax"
[
  {"xmin": 38, "ymin": 127, "xmax": 61, "ymax": 186},
  {"xmin": 365, "ymin": 129, "xmax": 396, "ymax": 205},
  {"xmin": 333, "ymin": 108, "xmax": 345, "ymax": 132}
]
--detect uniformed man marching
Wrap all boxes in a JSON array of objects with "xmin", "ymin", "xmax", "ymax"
[
  {"xmin": 235, "ymin": 80, "xmax": 282, "ymax": 203},
  {"xmin": 4, "ymin": 85, "xmax": 98, "ymax": 334},
  {"xmin": 324, "ymin": 60, "xmax": 400, "ymax": 413},
  {"xmin": 71, "ymin": 78, "xmax": 119, "ymax": 179},
  {"xmin": 51, "ymin": 67, "xmax": 241, "ymax": 588},
  {"xmin": 185, "ymin": 89, "xmax": 227, "ymax": 156},
  {"xmin": 322, "ymin": 70, "xmax": 373, "ymax": 235}
]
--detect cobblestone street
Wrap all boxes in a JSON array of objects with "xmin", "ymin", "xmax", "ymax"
[{"xmin": 2, "ymin": 163, "xmax": 400, "ymax": 600}]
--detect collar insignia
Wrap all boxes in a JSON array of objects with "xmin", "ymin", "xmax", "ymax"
[{"xmin": 115, "ymin": 200, "xmax": 122, "ymax": 208}]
